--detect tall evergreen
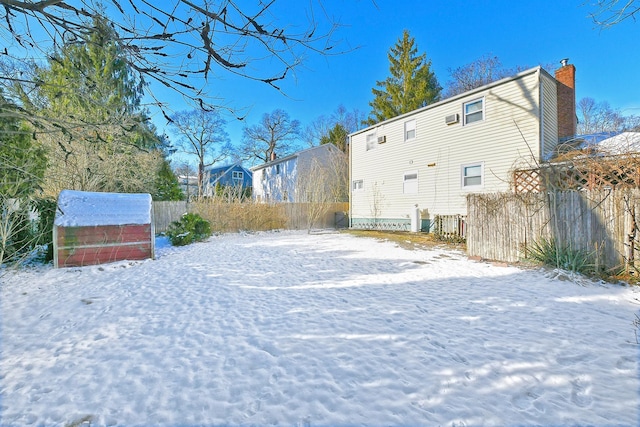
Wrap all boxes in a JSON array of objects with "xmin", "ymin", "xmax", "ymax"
[{"xmin": 366, "ymin": 30, "xmax": 441, "ymax": 125}]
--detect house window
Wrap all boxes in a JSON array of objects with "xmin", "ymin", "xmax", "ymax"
[
  {"xmin": 366, "ymin": 133, "xmax": 377, "ymax": 151},
  {"xmin": 232, "ymin": 171, "xmax": 244, "ymax": 181},
  {"xmin": 276, "ymin": 164, "xmax": 281, "ymax": 174},
  {"xmin": 352, "ymin": 179, "xmax": 364, "ymax": 192},
  {"xmin": 403, "ymin": 171, "xmax": 418, "ymax": 194},
  {"xmin": 462, "ymin": 162, "xmax": 484, "ymax": 188},
  {"xmin": 404, "ymin": 119, "xmax": 416, "ymax": 141},
  {"xmin": 464, "ymin": 98, "xmax": 484, "ymax": 125}
]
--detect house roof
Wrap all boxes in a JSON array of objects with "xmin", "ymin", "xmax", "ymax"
[
  {"xmin": 207, "ymin": 163, "xmax": 252, "ymax": 174},
  {"xmin": 250, "ymin": 143, "xmax": 339, "ymax": 171},
  {"xmin": 349, "ymin": 65, "xmax": 549, "ymax": 138},
  {"xmin": 54, "ymin": 190, "xmax": 152, "ymax": 227},
  {"xmin": 593, "ymin": 132, "xmax": 640, "ymax": 155}
]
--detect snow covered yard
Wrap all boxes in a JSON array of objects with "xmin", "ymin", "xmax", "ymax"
[{"xmin": 1, "ymin": 230, "xmax": 639, "ymax": 427}]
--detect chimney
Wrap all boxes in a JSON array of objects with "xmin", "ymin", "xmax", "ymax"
[
  {"xmin": 555, "ymin": 58, "xmax": 576, "ymax": 140},
  {"xmin": 270, "ymin": 151, "xmax": 277, "ymax": 162}
]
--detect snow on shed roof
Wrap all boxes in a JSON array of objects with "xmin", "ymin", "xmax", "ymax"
[{"xmin": 55, "ymin": 190, "xmax": 152, "ymax": 227}]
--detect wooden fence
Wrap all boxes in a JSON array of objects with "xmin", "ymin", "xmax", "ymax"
[
  {"xmin": 153, "ymin": 201, "xmax": 189, "ymax": 233},
  {"xmin": 153, "ymin": 201, "xmax": 349, "ymax": 233},
  {"xmin": 467, "ymin": 189, "xmax": 640, "ymax": 272}
]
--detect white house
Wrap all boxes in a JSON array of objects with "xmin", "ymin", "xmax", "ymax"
[
  {"xmin": 251, "ymin": 144, "xmax": 345, "ymax": 203},
  {"xmin": 349, "ymin": 61, "xmax": 577, "ymax": 230}
]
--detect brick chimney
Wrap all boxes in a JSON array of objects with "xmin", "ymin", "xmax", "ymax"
[
  {"xmin": 555, "ymin": 58, "xmax": 576, "ymax": 140},
  {"xmin": 270, "ymin": 151, "xmax": 277, "ymax": 162}
]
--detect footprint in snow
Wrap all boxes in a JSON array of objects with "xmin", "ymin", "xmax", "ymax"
[{"xmin": 570, "ymin": 376, "xmax": 593, "ymax": 408}]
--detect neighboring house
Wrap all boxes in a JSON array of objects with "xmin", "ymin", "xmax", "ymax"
[
  {"xmin": 251, "ymin": 144, "xmax": 346, "ymax": 203},
  {"xmin": 203, "ymin": 164, "xmax": 253, "ymax": 196},
  {"xmin": 349, "ymin": 61, "xmax": 577, "ymax": 230}
]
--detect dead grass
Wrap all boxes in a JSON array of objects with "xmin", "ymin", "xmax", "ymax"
[{"xmin": 342, "ymin": 229, "xmax": 466, "ymax": 252}]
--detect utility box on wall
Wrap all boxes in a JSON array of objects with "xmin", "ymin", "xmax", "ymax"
[{"xmin": 54, "ymin": 190, "xmax": 155, "ymax": 268}]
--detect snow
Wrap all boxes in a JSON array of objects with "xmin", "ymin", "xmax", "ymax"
[
  {"xmin": 594, "ymin": 131, "xmax": 640, "ymax": 156},
  {"xmin": 1, "ymin": 230, "xmax": 639, "ymax": 427},
  {"xmin": 54, "ymin": 190, "xmax": 152, "ymax": 227}
]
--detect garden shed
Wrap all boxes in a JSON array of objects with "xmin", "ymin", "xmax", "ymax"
[{"xmin": 54, "ymin": 190, "xmax": 155, "ymax": 268}]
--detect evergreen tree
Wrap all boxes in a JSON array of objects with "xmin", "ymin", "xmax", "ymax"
[
  {"xmin": 153, "ymin": 160, "xmax": 185, "ymax": 201},
  {"xmin": 0, "ymin": 92, "xmax": 46, "ymax": 198},
  {"xmin": 37, "ymin": 16, "xmax": 143, "ymax": 125},
  {"xmin": 27, "ymin": 15, "xmax": 168, "ymax": 195},
  {"xmin": 366, "ymin": 30, "xmax": 441, "ymax": 125},
  {"xmin": 320, "ymin": 123, "xmax": 349, "ymax": 153}
]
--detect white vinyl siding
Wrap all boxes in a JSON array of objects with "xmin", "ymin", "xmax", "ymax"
[
  {"xmin": 461, "ymin": 163, "xmax": 484, "ymax": 189},
  {"xmin": 464, "ymin": 98, "xmax": 484, "ymax": 125},
  {"xmin": 403, "ymin": 171, "xmax": 418, "ymax": 194},
  {"xmin": 404, "ymin": 119, "xmax": 416, "ymax": 141},
  {"xmin": 349, "ymin": 67, "xmax": 545, "ymax": 219}
]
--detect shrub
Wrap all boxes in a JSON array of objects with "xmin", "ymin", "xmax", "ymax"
[
  {"xmin": 524, "ymin": 237, "xmax": 594, "ymax": 275},
  {"xmin": 166, "ymin": 213, "xmax": 212, "ymax": 246}
]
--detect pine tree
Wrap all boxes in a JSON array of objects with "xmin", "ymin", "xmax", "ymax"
[{"xmin": 366, "ymin": 30, "xmax": 441, "ymax": 125}]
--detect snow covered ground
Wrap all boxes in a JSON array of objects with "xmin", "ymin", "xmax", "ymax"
[{"xmin": 1, "ymin": 230, "xmax": 639, "ymax": 427}]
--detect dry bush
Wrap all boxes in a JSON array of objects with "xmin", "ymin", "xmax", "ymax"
[{"xmin": 190, "ymin": 197, "xmax": 286, "ymax": 233}]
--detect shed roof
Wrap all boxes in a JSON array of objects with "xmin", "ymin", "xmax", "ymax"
[{"xmin": 55, "ymin": 190, "xmax": 153, "ymax": 227}]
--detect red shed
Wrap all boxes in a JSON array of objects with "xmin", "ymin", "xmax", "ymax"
[{"xmin": 54, "ymin": 190, "xmax": 155, "ymax": 268}]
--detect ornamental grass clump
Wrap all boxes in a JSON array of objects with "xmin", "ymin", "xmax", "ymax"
[
  {"xmin": 524, "ymin": 237, "xmax": 594, "ymax": 275},
  {"xmin": 166, "ymin": 213, "xmax": 212, "ymax": 246}
]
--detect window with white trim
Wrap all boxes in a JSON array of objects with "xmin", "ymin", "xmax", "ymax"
[
  {"xmin": 461, "ymin": 162, "xmax": 484, "ymax": 188},
  {"xmin": 352, "ymin": 179, "xmax": 364, "ymax": 192},
  {"xmin": 366, "ymin": 133, "xmax": 377, "ymax": 151},
  {"xmin": 404, "ymin": 119, "xmax": 416, "ymax": 141},
  {"xmin": 232, "ymin": 171, "xmax": 244, "ymax": 181},
  {"xmin": 403, "ymin": 171, "xmax": 418, "ymax": 194},
  {"xmin": 464, "ymin": 98, "xmax": 484, "ymax": 125}
]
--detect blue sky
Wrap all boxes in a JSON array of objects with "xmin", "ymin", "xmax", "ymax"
[{"xmin": 154, "ymin": 0, "xmax": 640, "ymax": 166}]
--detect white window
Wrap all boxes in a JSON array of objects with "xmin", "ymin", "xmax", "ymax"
[
  {"xmin": 352, "ymin": 179, "xmax": 364, "ymax": 192},
  {"xmin": 366, "ymin": 133, "xmax": 377, "ymax": 151},
  {"xmin": 462, "ymin": 162, "xmax": 484, "ymax": 188},
  {"xmin": 403, "ymin": 171, "xmax": 418, "ymax": 194},
  {"xmin": 464, "ymin": 98, "xmax": 484, "ymax": 125},
  {"xmin": 232, "ymin": 171, "xmax": 243, "ymax": 181},
  {"xmin": 404, "ymin": 119, "xmax": 416, "ymax": 141}
]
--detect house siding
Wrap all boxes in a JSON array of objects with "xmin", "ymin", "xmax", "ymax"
[
  {"xmin": 252, "ymin": 144, "xmax": 345, "ymax": 203},
  {"xmin": 253, "ymin": 157, "xmax": 298, "ymax": 202},
  {"xmin": 350, "ymin": 68, "xmax": 551, "ymax": 225}
]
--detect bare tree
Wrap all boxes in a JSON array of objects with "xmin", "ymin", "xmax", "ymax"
[
  {"xmin": 577, "ymin": 97, "xmax": 640, "ymax": 136},
  {"xmin": 444, "ymin": 54, "xmax": 530, "ymax": 98},
  {"xmin": 586, "ymin": 0, "xmax": 640, "ymax": 27},
  {"xmin": 303, "ymin": 104, "xmax": 364, "ymax": 149},
  {"xmin": 241, "ymin": 109, "xmax": 301, "ymax": 164},
  {"xmin": 170, "ymin": 109, "xmax": 231, "ymax": 198},
  {"xmin": 296, "ymin": 146, "xmax": 347, "ymax": 230},
  {"xmin": 0, "ymin": 1, "xmax": 345, "ymax": 131}
]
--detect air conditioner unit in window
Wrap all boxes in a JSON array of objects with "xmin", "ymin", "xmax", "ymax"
[
  {"xmin": 377, "ymin": 135, "xmax": 386, "ymax": 144},
  {"xmin": 445, "ymin": 113, "xmax": 460, "ymax": 125}
]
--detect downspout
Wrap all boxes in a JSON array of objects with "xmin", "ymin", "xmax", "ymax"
[
  {"xmin": 348, "ymin": 134, "xmax": 353, "ymax": 228},
  {"xmin": 538, "ymin": 67, "xmax": 545, "ymax": 162}
]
